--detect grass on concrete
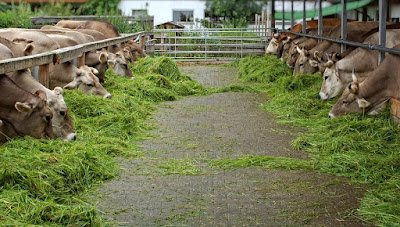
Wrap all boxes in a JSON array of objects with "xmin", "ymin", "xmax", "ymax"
[
  {"xmin": 220, "ymin": 54, "xmax": 400, "ymax": 226},
  {"xmin": 0, "ymin": 56, "xmax": 205, "ymax": 226}
]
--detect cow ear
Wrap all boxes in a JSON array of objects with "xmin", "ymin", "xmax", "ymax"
[
  {"xmin": 90, "ymin": 67, "xmax": 99, "ymax": 75},
  {"xmin": 24, "ymin": 44, "xmax": 35, "ymax": 56},
  {"xmin": 273, "ymin": 33, "xmax": 280, "ymax": 38},
  {"xmin": 357, "ymin": 98, "xmax": 370, "ymax": 108},
  {"xmin": 54, "ymin": 87, "xmax": 63, "ymax": 95},
  {"xmin": 35, "ymin": 90, "xmax": 47, "ymax": 102},
  {"xmin": 15, "ymin": 102, "xmax": 33, "ymax": 114},
  {"xmin": 348, "ymin": 82, "xmax": 359, "ymax": 94},
  {"xmin": 63, "ymin": 80, "xmax": 79, "ymax": 89},
  {"xmin": 314, "ymin": 51, "xmax": 322, "ymax": 62},
  {"xmin": 107, "ymin": 59, "xmax": 115, "ymax": 68},
  {"xmin": 323, "ymin": 60, "xmax": 333, "ymax": 68},
  {"xmin": 309, "ymin": 59, "xmax": 319, "ymax": 68},
  {"xmin": 99, "ymin": 52, "xmax": 108, "ymax": 64}
]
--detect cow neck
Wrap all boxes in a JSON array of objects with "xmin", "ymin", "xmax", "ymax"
[
  {"xmin": 0, "ymin": 75, "xmax": 37, "ymax": 120},
  {"xmin": 359, "ymin": 55, "xmax": 399, "ymax": 102}
]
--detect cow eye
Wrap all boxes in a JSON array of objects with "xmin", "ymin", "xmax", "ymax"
[
  {"xmin": 292, "ymin": 54, "xmax": 295, "ymax": 57},
  {"xmin": 86, "ymin": 83, "xmax": 94, "ymax": 87},
  {"xmin": 299, "ymin": 63, "xmax": 304, "ymax": 67},
  {"xmin": 324, "ymin": 76, "xmax": 328, "ymax": 80},
  {"xmin": 342, "ymin": 100, "xmax": 349, "ymax": 104},
  {"xmin": 132, "ymin": 50, "xmax": 137, "ymax": 53}
]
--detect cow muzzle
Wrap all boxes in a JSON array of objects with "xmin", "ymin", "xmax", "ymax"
[
  {"xmin": 319, "ymin": 92, "xmax": 329, "ymax": 100},
  {"xmin": 65, "ymin": 133, "xmax": 77, "ymax": 141},
  {"xmin": 328, "ymin": 113, "xmax": 335, "ymax": 119}
]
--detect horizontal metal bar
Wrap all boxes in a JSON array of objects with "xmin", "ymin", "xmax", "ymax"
[
  {"xmin": 161, "ymin": 36, "xmax": 262, "ymax": 39},
  {"xmin": 156, "ymin": 50, "xmax": 265, "ymax": 54},
  {"xmin": 282, "ymin": 30, "xmax": 400, "ymax": 56},
  {"xmin": 154, "ymin": 28, "xmax": 267, "ymax": 32},
  {"xmin": 154, "ymin": 43, "xmax": 265, "ymax": 48}
]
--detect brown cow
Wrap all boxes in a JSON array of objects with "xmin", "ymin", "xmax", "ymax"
[
  {"xmin": 50, "ymin": 63, "xmax": 112, "ymax": 99},
  {"xmin": 266, "ymin": 18, "xmax": 344, "ymax": 57},
  {"xmin": 55, "ymin": 20, "xmax": 120, "ymax": 38},
  {"xmin": 320, "ymin": 29, "xmax": 400, "ymax": 100},
  {"xmin": 8, "ymin": 69, "xmax": 76, "ymax": 141},
  {"xmin": 0, "ymin": 74, "xmax": 54, "ymax": 141},
  {"xmin": 0, "ymin": 42, "xmax": 76, "ymax": 141},
  {"xmin": 293, "ymin": 22, "xmax": 381, "ymax": 75},
  {"xmin": 329, "ymin": 44, "xmax": 400, "ymax": 118}
]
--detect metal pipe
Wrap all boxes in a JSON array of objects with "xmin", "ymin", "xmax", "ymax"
[
  {"xmin": 341, "ymin": 0, "xmax": 347, "ymax": 52},
  {"xmin": 282, "ymin": 0, "xmax": 285, "ymax": 30},
  {"xmin": 291, "ymin": 0, "xmax": 294, "ymax": 28},
  {"xmin": 302, "ymin": 0, "xmax": 306, "ymax": 33},
  {"xmin": 379, "ymin": 0, "xmax": 387, "ymax": 63},
  {"xmin": 278, "ymin": 30, "xmax": 400, "ymax": 56},
  {"xmin": 271, "ymin": 0, "xmax": 275, "ymax": 30},
  {"xmin": 318, "ymin": 0, "xmax": 323, "ymax": 41}
]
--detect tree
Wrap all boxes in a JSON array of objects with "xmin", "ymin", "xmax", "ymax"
[
  {"xmin": 80, "ymin": 0, "xmax": 121, "ymax": 15},
  {"xmin": 206, "ymin": 0, "xmax": 268, "ymax": 26}
]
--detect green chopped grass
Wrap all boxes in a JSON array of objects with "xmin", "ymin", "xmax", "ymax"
[
  {"xmin": 0, "ymin": 57, "xmax": 205, "ymax": 225},
  {"xmin": 235, "ymin": 54, "xmax": 400, "ymax": 226}
]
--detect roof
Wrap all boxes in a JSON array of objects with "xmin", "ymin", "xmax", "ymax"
[
  {"xmin": 275, "ymin": 0, "xmax": 373, "ymax": 20},
  {"xmin": 156, "ymin": 21, "xmax": 185, "ymax": 29},
  {"xmin": 0, "ymin": 0, "xmax": 89, "ymax": 3}
]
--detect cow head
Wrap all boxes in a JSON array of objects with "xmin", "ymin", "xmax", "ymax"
[
  {"xmin": 280, "ymin": 37, "xmax": 292, "ymax": 61},
  {"xmin": 329, "ymin": 72, "xmax": 388, "ymax": 118},
  {"xmin": 286, "ymin": 42, "xmax": 301, "ymax": 69},
  {"xmin": 13, "ymin": 90, "xmax": 54, "ymax": 139},
  {"xmin": 320, "ymin": 53, "xmax": 344, "ymax": 100},
  {"xmin": 107, "ymin": 51, "xmax": 134, "ymax": 79},
  {"xmin": 125, "ymin": 39, "xmax": 147, "ymax": 63},
  {"xmin": 265, "ymin": 33, "xmax": 281, "ymax": 55},
  {"xmin": 64, "ymin": 65, "xmax": 112, "ymax": 99},
  {"xmin": 293, "ymin": 47, "xmax": 319, "ymax": 75},
  {"xmin": 47, "ymin": 87, "xmax": 76, "ymax": 141}
]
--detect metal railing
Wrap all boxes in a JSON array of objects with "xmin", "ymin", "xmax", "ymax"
[
  {"xmin": 0, "ymin": 31, "xmax": 153, "ymax": 87},
  {"xmin": 153, "ymin": 28, "xmax": 270, "ymax": 61}
]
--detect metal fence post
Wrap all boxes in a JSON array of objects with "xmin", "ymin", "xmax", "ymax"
[
  {"xmin": 282, "ymin": 0, "xmax": 285, "ymax": 30},
  {"xmin": 302, "ymin": 0, "xmax": 306, "ymax": 33},
  {"xmin": 379, "ymin": 0, "xmax": 387, "ymax": 64},
  {"xmin": 341, "ymin": 0, "xmax": 347, "ymax": 52},
  {"xmin": 291, "ymin": 0, "xmax": 294, "ymax": 28}
]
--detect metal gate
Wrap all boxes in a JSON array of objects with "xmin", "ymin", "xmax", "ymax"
[{"xmin": 153, "ymin": 28, "xmax": 269, "ymax": 61}]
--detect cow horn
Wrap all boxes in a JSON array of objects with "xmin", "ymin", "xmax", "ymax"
[
  {"xmin": 296, "ymin": 46, "xmax": 306, "ymax": 55},
  {"xmin": 352, "ymin": 69, "xmax": 358, "ymax": 82},
  {"xmin": 134, "ymin": 36, "xmax": 140, "ymax": 43},
  {"xmin": 323, "ymin": 60, "xmax": 333, "ymax": 68}
]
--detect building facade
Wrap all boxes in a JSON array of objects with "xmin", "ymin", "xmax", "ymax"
[{"xmin": 118, "ymin": 0, "xmax": 207, "ymax": 27}]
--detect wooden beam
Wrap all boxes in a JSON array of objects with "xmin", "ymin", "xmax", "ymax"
[{"xmin": 38, "ymin": 64, "xmax": 50, "ymax": 88}]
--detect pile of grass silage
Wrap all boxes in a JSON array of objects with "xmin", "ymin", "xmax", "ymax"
[
  {"xmin": 237, "ymin": 54, "xmax": 400, "ymax": 226},
  {"xmin": 0, "ymin": 56, "xmax": 205, "ymax": 225}
]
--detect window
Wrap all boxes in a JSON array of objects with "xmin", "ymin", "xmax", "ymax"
[
  {"xmin": 173, "ymin": 10, "xmax": 194, "ymax": 22},
  {"xmin": 132, "ymin": 9, "xmax": 147, "ymax": 16}
]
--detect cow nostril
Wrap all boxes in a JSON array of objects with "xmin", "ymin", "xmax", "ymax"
[
  {"xmin": 328, "ymin": 115, "xmax": 331, "ymax": 119},
  {"xmin": 72, "ymin": 135, "xmax": 77, "ymax": 141},
  {"xmin": 60, "ymin": 111, "xmax": 66, "ymax": 117},
  {"xmin": 105, "ymin": 94, "xmax": 112, "ymax": 99}
]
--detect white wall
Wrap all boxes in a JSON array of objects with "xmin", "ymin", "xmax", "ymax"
[{"xmin": 119, "ymin": 0, "xmax": 207, "ymax": 26}]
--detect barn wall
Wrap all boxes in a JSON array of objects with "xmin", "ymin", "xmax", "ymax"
[{"xmin": 118, "ymin": 0, "xmax": 206, "ymax": 27}]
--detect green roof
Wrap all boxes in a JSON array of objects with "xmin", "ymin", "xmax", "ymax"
[{"xmin": 275, "ymin": 0, "xmax": 373, "ymax": 20}]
